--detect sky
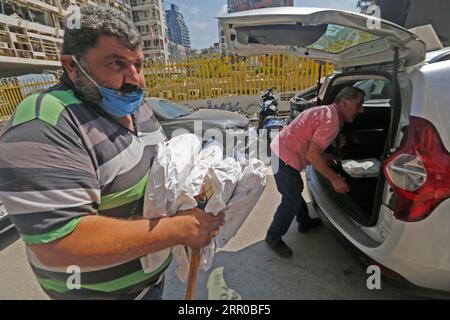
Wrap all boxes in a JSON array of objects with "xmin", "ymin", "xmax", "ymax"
[{"xmin": 164, "ymin": 0, "xmax": 360, "ymax": 49}]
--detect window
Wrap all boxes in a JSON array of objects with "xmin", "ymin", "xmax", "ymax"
[
  {"xmin": 143, "ymin": 40, "xmax": 152, "ymax": 49},
  {"xmin": 137, "ymin": 25, "xmax": 150, "ymax": 35},
  {"xmin": 308, "ymin": 24, "xmax": 380, "ymax": 54},
  {"xmin": 133, "ymin": 10, "xmax": 149, "ymax": 22},
  {"xmin": 29, "ymin": 9, "xmax": 55, "ymax": 28},
  {"xmin": 354, "ymin": 79, "xmax": 390, "ymax": 101},
  {"xmin": 131, "ymin": 0, "xmax": 155, "ymax": 6}
]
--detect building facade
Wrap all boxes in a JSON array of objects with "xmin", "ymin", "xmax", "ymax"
[
  {"xmin": 131, "ymin": 0, "xmax": 169, "ymax": 63},
  {"xmin": 165, "ymin": 3, "xmax": 190, "ymax": 49},
  {"xmin": 218, "ymin": 20, "xmax": 227, "ymax": 53},
  {"xmin": 0, "ymin": 0, "xmax": 134, "ymax": 76},
  {"xmin": 0, "ymin": 0, "xmax": 170, "ymax": 76},
  {"xmin": 168, "ymin": 41, "xmax": 187, "ymax": 61},
  {"xmin": 227, "ymin": 0, "xmax": 293, "ymax": 13}
]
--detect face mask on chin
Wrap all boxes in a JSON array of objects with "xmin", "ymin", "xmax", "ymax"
[{"xmin": 72, "ymin": 55, "xmax": 144, "ymax": 117}]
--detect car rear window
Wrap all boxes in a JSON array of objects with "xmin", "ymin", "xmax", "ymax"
[
  {"xmin": 308, "ymin": 24, "xmax": 380, "ymax": 54},
  {"xmin": 155, "ymin": 99, "xmax": 192, "ymax": 118}
]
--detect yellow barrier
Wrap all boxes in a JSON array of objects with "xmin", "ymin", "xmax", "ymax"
[
  {"xmin": 0, "ymin": 79, "xmax": 23, "ymax": 120},
  {"xmin": 0, "ymin": 54, "xmax": 334, "ymax": 119},
  {"xmin": 0, "ymin": 78, "xmax": 59, "ymax": 120},
  {"xmin": 145, "ymin": 53, "xmax": 334, "ymax": 102}
]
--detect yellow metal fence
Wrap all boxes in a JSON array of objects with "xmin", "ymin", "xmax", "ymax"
[
  {"xmin": 0, "ymin": 54, "xmax": 333, "ymax": 119},
  {"xmin": 0, "ymin": 78, "xmax": 59, "ymax": 120},
  {"xmin": 146, "ymin": 53, "xmax": 334, "ymax": 102}
]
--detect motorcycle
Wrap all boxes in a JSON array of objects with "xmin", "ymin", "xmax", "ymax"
[
  {"xmin": 258, "ymin": 87, "xmax": 285, "ymax": 131},
  {"xmin": 238, "ymin": 88, "xmax": 287, "ymax": 161},
  {"xmin": 257, "ymin": 88, "xmax": 286, "ymax": 156}
]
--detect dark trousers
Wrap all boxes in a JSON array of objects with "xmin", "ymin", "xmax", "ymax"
[{"xmin": 267, "ymin": 156, "xmax": 310, "ymax": 240}]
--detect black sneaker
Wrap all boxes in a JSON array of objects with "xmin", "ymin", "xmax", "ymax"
[
  {"xmin": 298, "ymin": 218, "xmax": 322, "ymax": 233},
  {"xmin": 265, "ymin": 236, "xmax": 293, "ymax": 258}
]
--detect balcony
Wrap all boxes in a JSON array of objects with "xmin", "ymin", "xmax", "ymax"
[
  {"xmin": 26, "ymin": 0, "xmax": 60, "ymax": 14},
  {"xmin": 131, "ymin": 0, "xmax": 159, "ymax": 9}
]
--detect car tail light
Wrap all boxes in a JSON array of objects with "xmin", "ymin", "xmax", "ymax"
[{"xmin": 384, "ymin": 117, "xmax": 450, "ymax": 222}]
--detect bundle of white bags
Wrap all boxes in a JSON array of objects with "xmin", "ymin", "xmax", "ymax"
[{"xmin": 140, "ymin": 134, "xmax": 268, "ymax": 281}]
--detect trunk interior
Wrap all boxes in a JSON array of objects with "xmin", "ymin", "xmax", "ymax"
[{"xmin": 317, "ymin": 74, "xmax": 396, "ymax": 226}]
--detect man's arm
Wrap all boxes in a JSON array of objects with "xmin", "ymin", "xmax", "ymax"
[
  {"xmin": 31, "ymin": 207, "xmax": 224, "ymax": 268},
  {"xmin": 306, "ymin": 142, "xmax": 350, "ymax": 193}
]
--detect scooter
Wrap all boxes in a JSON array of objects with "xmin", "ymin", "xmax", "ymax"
[
  {"xmin": 257, "ymin": 88, "xmax": 286, "ymax": 155},
  {"xmin": 239, "ymin": 88, "xmax": 286, "ymax": 161},
  {"xmin": 258, "ymin": 87, "xmax": 284, "ymax": 131}
]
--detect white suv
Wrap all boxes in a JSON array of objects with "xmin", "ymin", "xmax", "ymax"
[{"xmin": 220, "ymin": 7, "xmax": 450, "ymax": 296}]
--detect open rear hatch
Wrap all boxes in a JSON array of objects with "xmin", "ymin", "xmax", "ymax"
[{"xmin": 219, "ymin": 7, "xmax": 426, "ymax": 70}]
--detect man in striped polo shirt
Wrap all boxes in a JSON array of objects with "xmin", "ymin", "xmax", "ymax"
[{"xmin": 0, "ymin": 5, "xmax": 224, "ymax": 300}]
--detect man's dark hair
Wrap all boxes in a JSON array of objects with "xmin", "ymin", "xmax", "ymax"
[
  {"xmin": 335, "ymin": 87, "xmax": 365, "ymax": 103},
  {"xmin": 62, "ymin": 5, "xmax": 142, "ymax": 59}
]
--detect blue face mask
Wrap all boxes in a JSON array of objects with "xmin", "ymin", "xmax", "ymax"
[{"xmin": 72, "ymin": 56, "xmax": 144, "ymax": 117}]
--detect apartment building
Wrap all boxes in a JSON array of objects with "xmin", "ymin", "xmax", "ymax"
[
  {"xmin": 131, "ymin": 0, "xmax": 169, "ymax": 63},
  {"xmin": 0, "ymin": 0, "xmax": 169, "ymax": 76},
  {"xmin": 168, "ymin": 41, "xmax": 187, "ymax": 61},
  {"xmin": 1, "ymin": 0, "xmax": 60, "ymax": 76},
  {"xmin": 165, "ymin": 3, "xmax": 190, "ymax": 49}
]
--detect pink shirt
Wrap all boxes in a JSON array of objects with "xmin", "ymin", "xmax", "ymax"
[{"xmin": 271, "ymin": 103, "xmax": 344, "ymax": 171}]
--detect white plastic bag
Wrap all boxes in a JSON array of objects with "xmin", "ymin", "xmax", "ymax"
[
  {"xmin": 198, "ymin": 158, "xmax": 242, "ymax": 272},
  {"xmin": 216, "ymin": 158, "xmax": 268, "ymax": 248},
  {"xmin": 141, "ymin": 134, "xmax": 202, "ymax": 276},
  {"xmin": 141, "ymin": 133, "xmax": 267, "ymax": 282},
  {"xmin": 185, "ymin": 140, "xmax": 223, "ymax": 196},
  {"xmin": 341, "ymin": 158, "xmax": 381, "ymax": 178},
  {"xmin": 143, "ymin": 134, "xmax": 202, "ymax": 218}
]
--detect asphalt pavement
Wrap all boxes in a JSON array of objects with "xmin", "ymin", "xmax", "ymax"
[
  {"xmin": 0, "ymin": 173, "xmax": 419, "ymax": 300},
  {"xmin": 0, "ymin": 107, "xmax": 419, "ymax": 300}
]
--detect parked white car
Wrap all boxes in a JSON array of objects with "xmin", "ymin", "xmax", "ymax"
[{"xmin": 220, "ymin": 7, "xmax": 450, "ymax": 296}]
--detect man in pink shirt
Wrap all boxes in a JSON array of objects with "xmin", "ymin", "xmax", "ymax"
[{"xmin": 266, "ymin": 87, "xmax": 365, "ymax": 258}]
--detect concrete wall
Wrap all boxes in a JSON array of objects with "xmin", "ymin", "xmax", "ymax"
[
  {"xmin": 182, "ymin": 93, "xmax": 292, "ymax": 115},
  {"xmin": 183, "ymin": 94, "xmax": 261, "ymax": 115}
]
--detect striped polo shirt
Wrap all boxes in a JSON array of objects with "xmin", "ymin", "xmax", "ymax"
[{"xmin": 0, "ymin": 74, "xmax": 171, "ymax": 299}]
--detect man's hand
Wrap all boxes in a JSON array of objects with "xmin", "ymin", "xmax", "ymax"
[
  {"xmin": 324, "ymin": 153, "xmax": 339, "ymax": 167},
  {"xmin": 331, "ymin": 175, "xmax": 350, "ymax": 193},
  {"xmin": 177, "ymin": 207, "xmax": 225, "ymax": 248}
]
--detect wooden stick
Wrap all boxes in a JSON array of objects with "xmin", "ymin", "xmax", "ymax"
[{"xmin": 185, "ymin": 247, "xmax": 201, "ymax": 300}]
